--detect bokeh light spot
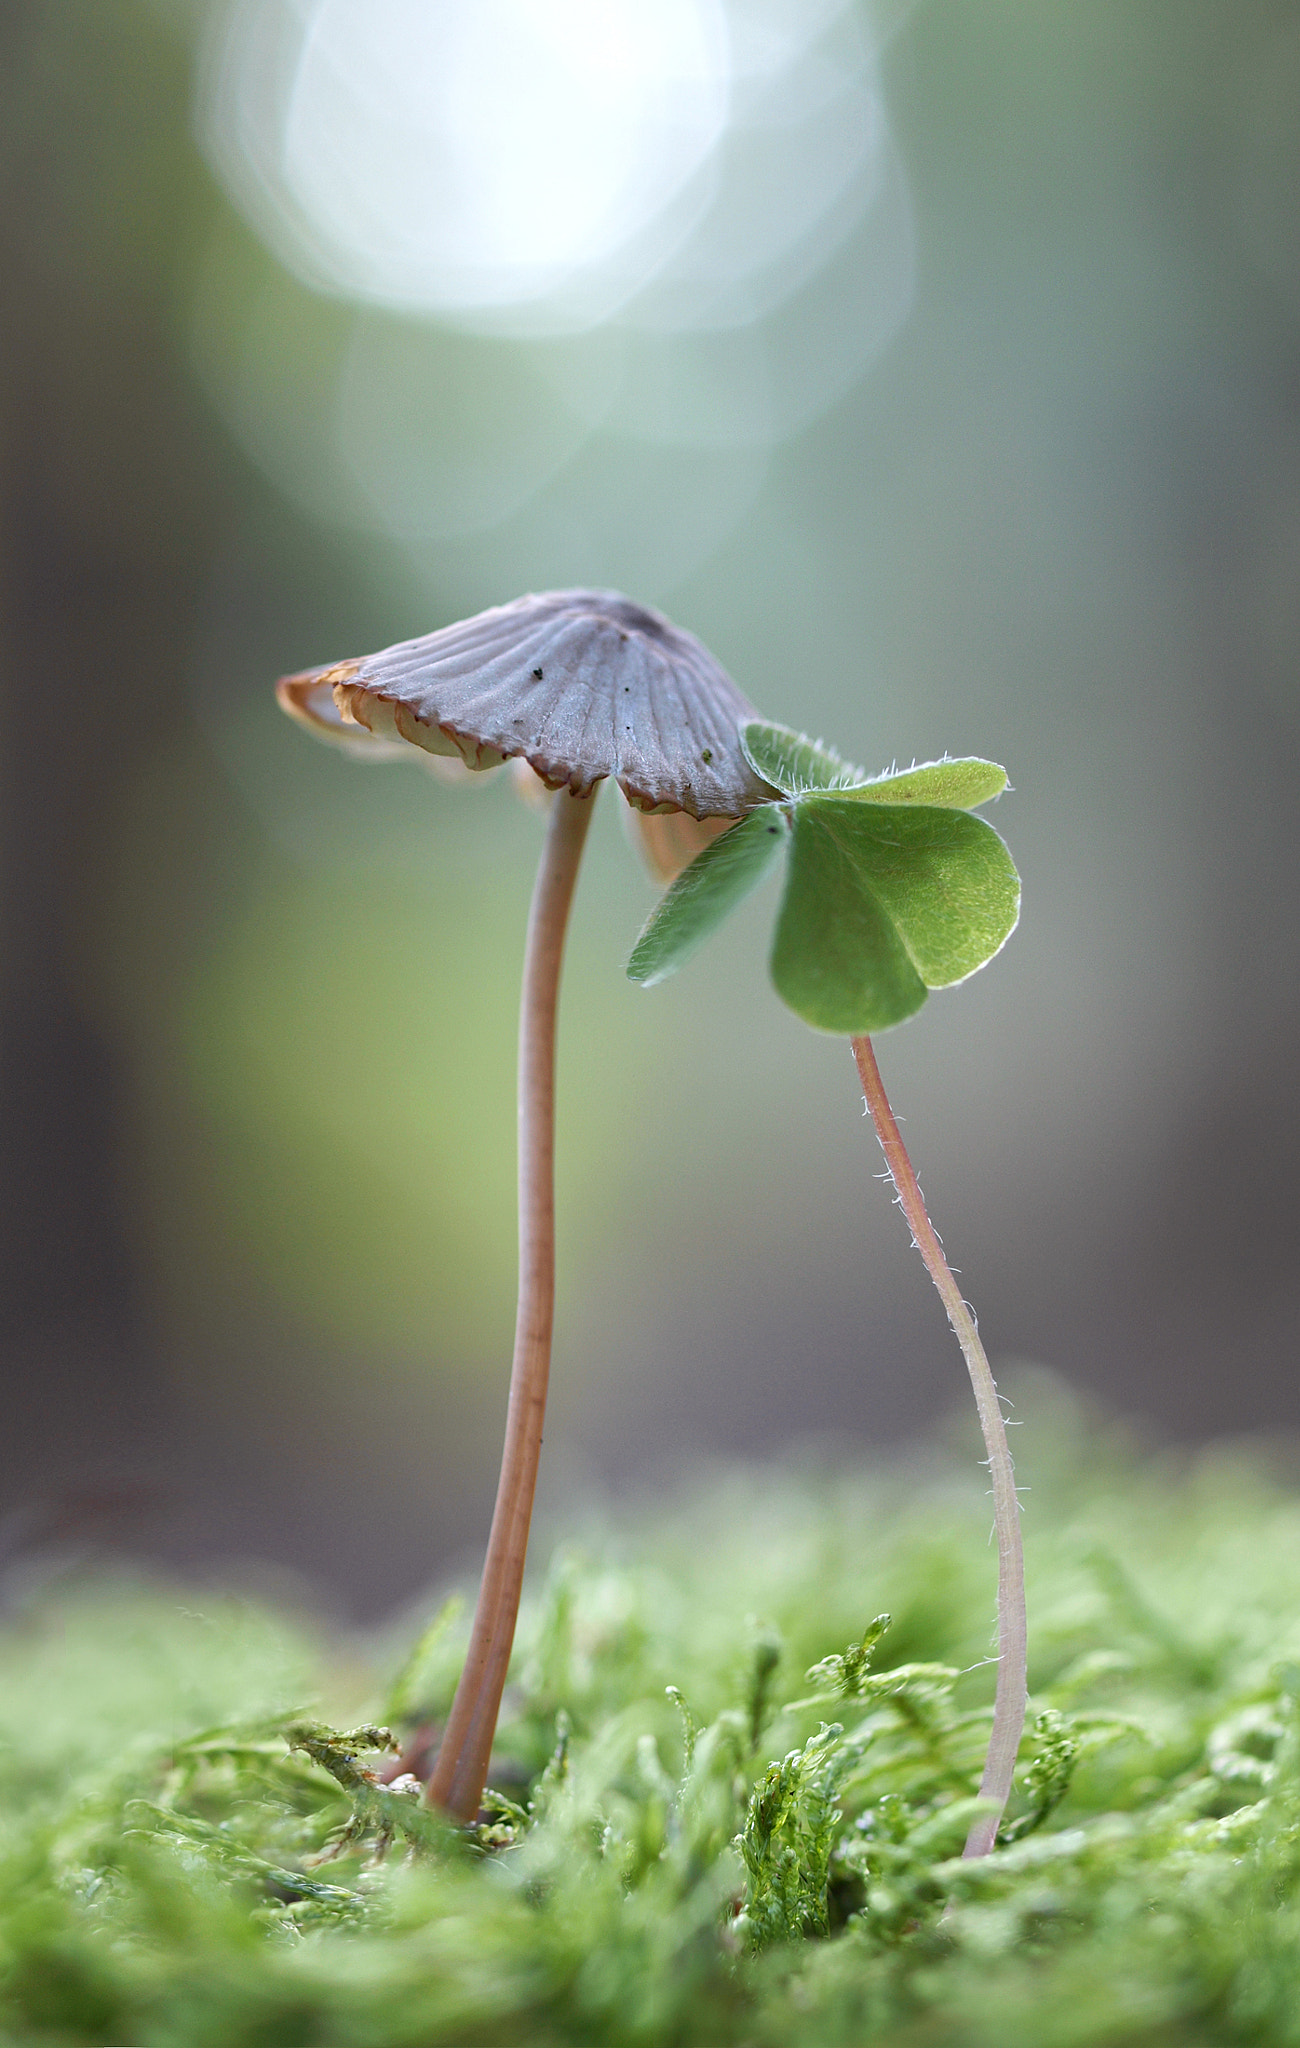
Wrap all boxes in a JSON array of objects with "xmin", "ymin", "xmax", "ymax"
[{"xmin": 204, "ymin": 0, "xmax": 730, "ymax": 315}]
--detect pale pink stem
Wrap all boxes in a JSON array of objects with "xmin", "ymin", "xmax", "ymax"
[
  {"xmin": 850, "ymin": 1034, "xmax": 1026, "ymax": 1859},
  {"xmin": 428, "ymin": 787, "xmax": 595, "ymax": 1821}
]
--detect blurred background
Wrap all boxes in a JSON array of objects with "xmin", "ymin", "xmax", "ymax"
[{"xmin": 1, "ymin": 0, "xmax": 1297, "ymax": 1615}]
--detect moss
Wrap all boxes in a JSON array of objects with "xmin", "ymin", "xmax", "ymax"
[{"xmin": 4, "ymin": 1398, "xmax": 1300, "ymax": 2044}]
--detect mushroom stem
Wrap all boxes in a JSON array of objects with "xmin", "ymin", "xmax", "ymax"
[
  {"xmin": 428, "ymin": 786, "xmax": 597, "ymax": 1823},
  {"xmin": 850, "ymin": 1034, "xmax": 1027, "ymax": 1859}
]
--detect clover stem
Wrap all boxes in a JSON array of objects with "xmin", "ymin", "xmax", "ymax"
[
  {"xmin": 428, "ymin": 786, "xmax": 596, "ymax": 1822},
  {"xmin": 850, "ymin": 1034, "xmax": 1026, "ymax": 1859}
]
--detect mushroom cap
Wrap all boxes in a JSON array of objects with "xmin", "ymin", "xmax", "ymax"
[{"xmin": 276, "ymin": 588, "xmax": 778, "ymax": 819}]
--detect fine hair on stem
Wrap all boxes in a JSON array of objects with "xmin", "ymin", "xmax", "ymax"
[{"xmin": 851, "ymin": 1033, "xmax": 1027, "ymax": 1857}]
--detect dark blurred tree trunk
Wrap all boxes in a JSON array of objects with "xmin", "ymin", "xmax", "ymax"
[{"xmin": 0, "ymin": 0, "xmax": 231, "ymax": 1495}]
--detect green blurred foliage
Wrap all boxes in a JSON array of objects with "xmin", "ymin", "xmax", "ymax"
[
  {"xmin": 8, "ymin": 1392, "xmax": 1300, "ymax": 2041},
  {"xmin": 183, "ymin": 840, "xmax": 665, "ymax": 1355}
]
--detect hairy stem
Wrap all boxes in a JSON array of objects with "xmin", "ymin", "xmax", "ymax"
[
  {"xmin": 428, "ymin": 787, "xmax": 596, "ymax": 1821},
  {"xmin": 850, "ymin": 1034, "xmax": 1026, "ymax": 1858}
]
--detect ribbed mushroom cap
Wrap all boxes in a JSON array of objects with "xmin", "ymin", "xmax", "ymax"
[{"xmin": 275, "ymin": 588, "xmax": 778, "ymax": 819}]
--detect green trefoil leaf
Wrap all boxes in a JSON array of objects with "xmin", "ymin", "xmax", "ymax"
[
  {"xmin": 629, "ymin": 724, "xmax": 1020, "ymax": 1032},
  {"xmin": 626, "ymin": 805, "xmax": 790, "ymax": 987},
  {"xmin": 770, "ymin": 796, "xmax": 1020, "ymax": 1034}
]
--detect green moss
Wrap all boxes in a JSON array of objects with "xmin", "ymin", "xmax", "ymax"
[{"xmin": 5, "ymin": 1396, "xmax": 1300, "ymax": 2045}]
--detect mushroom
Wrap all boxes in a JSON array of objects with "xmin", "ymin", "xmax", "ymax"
[{"xmin": 277, "ymin": 588, "xmax": 776, "ymax": 1822}]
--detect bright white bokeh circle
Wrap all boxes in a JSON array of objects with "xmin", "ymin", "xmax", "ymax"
[
  {"xmin": 206, "ymin": 0, "xmax": 731, "ymax": 315},
  {"xmin": 194, "ymin": 0, "xmax": 912, "ymax": 582}
]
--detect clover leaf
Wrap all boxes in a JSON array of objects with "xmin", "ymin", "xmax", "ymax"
[
  {"xmin": 626, "ymin": 806, "xmax": 790, "ymax": 987},
  {"xmin": 740, "ymin": 723, "xmax": 867, "ymax": 795},
  {"xmin": 626, "ymin": 720, "xmax": 1019, "ymax": 1035}
]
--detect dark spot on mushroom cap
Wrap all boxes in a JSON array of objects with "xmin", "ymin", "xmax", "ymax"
[
  {"xmin": 701, "ymin": 747, "xmax": 713, "ymax": 763},
  {"xmin": 533, "ymin": 667, "xmax": 543, "ymax": 679}
]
